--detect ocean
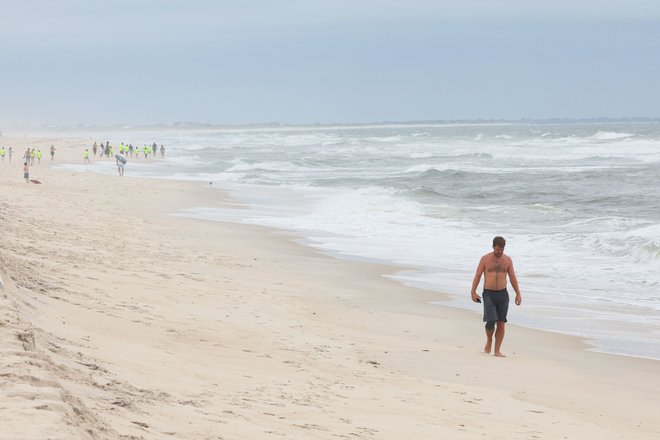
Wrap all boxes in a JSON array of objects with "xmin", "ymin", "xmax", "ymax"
[{"xmin": 52, "ymin": 122, "xmax": 660, "ymax": 360}]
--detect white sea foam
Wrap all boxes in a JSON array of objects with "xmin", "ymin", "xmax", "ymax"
[
  {"xmin": 403, "ymin": 164, "xmax": 453, "ymax": 173},
  {"xmin": 225, "ymin": 160, "xmax": 308, "ymax": 173},
  {"xmin": 590, "ymin": 131, "xmax": 635, "ymax": 140},
  {"xmin": 408, "ymin": 152, "xmax": 434, "ymax": 159}
]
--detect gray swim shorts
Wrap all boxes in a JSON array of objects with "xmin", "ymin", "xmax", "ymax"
[{"xmin": 483, "ymin": 288, "xmax": 509, "ymax": 323}]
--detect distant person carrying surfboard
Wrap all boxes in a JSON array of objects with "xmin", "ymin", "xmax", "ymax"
[{"xmin": 115, "ymin": 153, "xmax": 127, "ymax": 176}]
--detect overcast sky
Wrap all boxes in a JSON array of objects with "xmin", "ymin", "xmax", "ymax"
[{"xmin": 2, "ymin": 0, "xmax": 659, "ymax": 125}]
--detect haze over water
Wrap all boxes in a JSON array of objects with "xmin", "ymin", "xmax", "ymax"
[{"xmin": 54, "ymin": 121, "xmax": 660, "ymax": 359}]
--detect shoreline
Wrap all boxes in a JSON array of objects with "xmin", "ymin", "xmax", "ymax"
[
  {"xmin": 174, "ymin": 182, "xmax": 660, "ymax": 362},
  {"xmin": 1, "ymin": 135, "xmax": 659, "ymax": 439}
]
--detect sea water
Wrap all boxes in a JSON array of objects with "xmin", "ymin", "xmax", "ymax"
[{"xmin": 53, "ymin": 122, "xmax": 660, "ymax": 359}]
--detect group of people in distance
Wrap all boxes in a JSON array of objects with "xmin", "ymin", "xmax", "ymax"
[
  {"xmin": 84, "ymin": 141, "xmax": 165, "ymax": 162},
  {"xmin": 0, "ymin": 146, "xmax": 14, "ymax": 162},
  {"xmin": 82, "ymin": 141, "xmax": 165, "ymax": 177},
  {"xmin": 0, "ymin": 145, "xmax": 56, "ymax": 165},
  {"xmin": 15, "ymin": 146, "xmax": 57, "ymax": 183}
]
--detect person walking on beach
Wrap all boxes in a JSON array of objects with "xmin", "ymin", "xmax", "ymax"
[
  {"xmin": 1, "ymin": 147, "xmax": 5, "ymax": 161},
  {"xmin": 8, "ymin": 146, "xmax": 12, "ymax": 162},
  {"xmin": 115, "ymin": 153, "xmax": 126, "ymax": 176},
  {"xmin": 471, "ymin": 236, "xmax": 522, "ymax": 357},
  {"xmin": 37, "ymin": 149, "xmax": 42, "ymax": 164},
  {"xmin": 50, "ymin": 145, "xmax": 56, "ymax": 160},
  {"xmin": 23, "ymin": 162, "xmax": 30, "ymax": 183},
  {"xmin": 84, "ymin": 148, "xmax": 90, "ymax": 163}
]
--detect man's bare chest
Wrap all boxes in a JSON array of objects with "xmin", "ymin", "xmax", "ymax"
[{"xmin": 486, "ymin": 259, "xmax": 508, "ymax": 274}]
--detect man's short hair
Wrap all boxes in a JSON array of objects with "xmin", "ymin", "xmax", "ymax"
[{"xmin": 493, "ymin": 236, "xmax": 506, "ymax": 248}]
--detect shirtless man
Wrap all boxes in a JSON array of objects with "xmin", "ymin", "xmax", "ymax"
[{"xmin": 471, "ymin": 236, "xmax": 522, "ymax": 357}]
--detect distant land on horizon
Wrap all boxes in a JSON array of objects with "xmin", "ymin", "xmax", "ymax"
[{"xmin": 3, "ymin": 116, "xmax": 660, "ymax": 132}]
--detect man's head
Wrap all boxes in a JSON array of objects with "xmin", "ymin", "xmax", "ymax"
[{"xmin": 492, "ymin": 236, "xmax": 506, "ymax": 257}]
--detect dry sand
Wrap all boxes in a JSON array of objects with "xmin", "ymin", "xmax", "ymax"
[{"xmin": 0, "ymin": 135, "xmax": 658, "ymax": 439}]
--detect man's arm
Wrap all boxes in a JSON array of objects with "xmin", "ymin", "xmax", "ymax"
[
  {"xmin": 471, "ymin": 256, "xmax": 486, "ymax": 302},
  {"xmin": 508, "ymin": 259, "xmax": 522, "ymax": 305}
]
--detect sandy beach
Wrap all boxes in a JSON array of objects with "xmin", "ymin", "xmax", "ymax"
[{"xmin": 0, "ymin": 136, "xmax": 658, "ymax": 440}]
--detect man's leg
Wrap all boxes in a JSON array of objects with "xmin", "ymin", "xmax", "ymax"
[
  {"xmin": 494, "ymin": 321, "xmax": 506, "ymax": 357},
  {"xmin": 484, "ymin": 321, "xmax": 495, "ymax": 353}
]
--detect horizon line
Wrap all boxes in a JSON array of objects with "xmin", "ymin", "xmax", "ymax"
[{"xmin": 2, "ymin": 116, "xmax": 660, "ymax": 132}]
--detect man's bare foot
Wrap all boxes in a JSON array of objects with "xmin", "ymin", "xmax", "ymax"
[
  {"xmin": 484, "ymin": 342, "xmax": 492, "ymax": 354},
  {"xmin": 494, "ymin": 351, "xmax": 506, "ymax": 357}
]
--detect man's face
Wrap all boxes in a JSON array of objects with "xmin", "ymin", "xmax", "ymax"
[{"xmin": 493, "ymin": 245, "xmax": 504, "ymax": 257}]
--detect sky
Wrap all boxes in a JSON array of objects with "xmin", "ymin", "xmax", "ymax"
[{"xmin": 1, "ymin": 0, "xmax": 660, "ymax": 126}]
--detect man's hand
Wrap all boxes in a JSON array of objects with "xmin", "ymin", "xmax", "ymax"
[
  {"xmin": 471, "ymin": 292, "xmax": 481, "ymax": 303},
  {"xmin": 515, "ymin": 294, "xmax": 522, "ymax": 306}
]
